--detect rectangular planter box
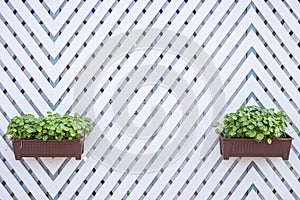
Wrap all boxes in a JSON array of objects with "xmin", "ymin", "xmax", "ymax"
[
  {"xmin": 219, "ymin": 135, "xmax": 293, "ymax": 160},
  {"xmin": 12, "ymin": 139, "xmax": 84, "ymax": 160}
]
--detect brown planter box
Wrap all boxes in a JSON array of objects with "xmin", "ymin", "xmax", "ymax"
[
  {"xmin": 12, "ymin": 139, "xmax": 84, "ymax": 160},
  {"xmin": 219, "ymin": 135, "xmax": 293, "ymax": 160}
]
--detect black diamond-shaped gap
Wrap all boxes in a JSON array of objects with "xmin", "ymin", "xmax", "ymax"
[{"xmin": 28, "ymin": 192, "xmax": 33, "ymax": 198}]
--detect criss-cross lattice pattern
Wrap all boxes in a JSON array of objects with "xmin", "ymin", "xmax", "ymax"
[{"xmin": 0, "ymin": 0, "xmax": 299, "ymax": 199}]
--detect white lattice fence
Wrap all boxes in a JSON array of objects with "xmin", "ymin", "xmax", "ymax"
[{"xmin": 0, "ymin": 0, "xmax": 299, "ymax": 199}]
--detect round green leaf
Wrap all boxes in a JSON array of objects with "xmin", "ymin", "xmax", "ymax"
[{"xmin": 256, "ymin": 133, "xmax": 264, "ymax": 141}]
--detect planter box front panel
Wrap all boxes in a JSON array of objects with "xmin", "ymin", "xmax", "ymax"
[
  {"xmin": 219, "ymin": 136, "xmax": 293, "ymax": 160},
  {"xmin": 12, "ymin": 139, "xmax": 84, "ymax": 160}
]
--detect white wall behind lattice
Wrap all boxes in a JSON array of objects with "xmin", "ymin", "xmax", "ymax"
[{"xmin": 0, "ymin": 0, "xmax": 299, "ymax": 199}]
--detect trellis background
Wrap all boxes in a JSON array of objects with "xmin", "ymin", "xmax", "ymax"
[{"xmin": 0, "ymin": 0, "xmax": 300, "ymax": 199}]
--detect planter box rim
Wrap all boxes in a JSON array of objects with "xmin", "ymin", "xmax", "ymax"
[
  {"xmin": 219, "ymin": 133, "xmax": 293, "ymax": 141},
  {"xmin": 12, "ymin": 138, "xmax": 83, "ymax": 142}
]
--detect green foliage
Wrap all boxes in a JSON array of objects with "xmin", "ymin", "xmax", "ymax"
[
  {"xmin": 214, "ymin": 105, "xmax": 287, "ymax": 144},
  {"xmin": 6, "ymin": 112, "xmax": 93, "ymax": 141}
]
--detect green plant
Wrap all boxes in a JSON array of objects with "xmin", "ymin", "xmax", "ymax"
[
  {"xmin": 6, "ymin": 112, "xmax": 93, "ymax": 141},
  {"xmin": 214, "ymin": 105, "xmax": 287, "ymax": 144}
]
